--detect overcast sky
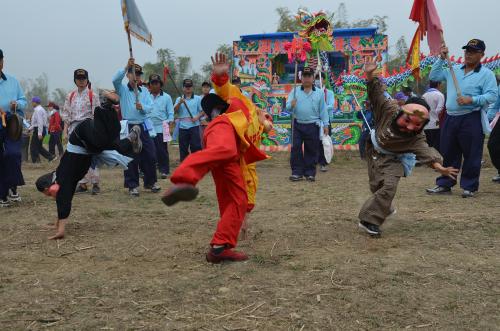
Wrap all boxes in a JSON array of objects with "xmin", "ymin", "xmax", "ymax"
[{"xmin": 1, "ymin": 0, "xmax": 499, "ymax": 92}]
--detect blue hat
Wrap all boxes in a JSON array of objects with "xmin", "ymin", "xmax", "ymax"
[
  {"xmin": 462, "ymin": 39, "xmax": 486, "ymax": 52},
  {"xmin": 394, "ymin": 92, "xmax": 408, "ymax": 101},
  {"xmin": 32, "ymin": 96, "xmax": 41, "ymax": 104}
]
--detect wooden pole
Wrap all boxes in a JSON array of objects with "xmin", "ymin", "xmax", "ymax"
[
  {"xmin": 440, "ymin": 31, "xmax": 462, "ymax": 97},
  {"xmin": 317, "ymin": 50, "xmax": 323, "ymax": 89},
  {"xmin": 165, "ymin": 70, "xmax": 193, "ymax": 118},
  {"xmin": 126, "ymin": 29, "xmax": 140, "ymax": 104},
  {"xmin": 291, "ymin": 60, "xmax": 298, "ymax": 147}
]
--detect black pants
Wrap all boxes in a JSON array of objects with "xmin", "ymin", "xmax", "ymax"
[
  {"xmin": 424, "ymin": 128, "xmax": 441, "ymax": 152},
  {"xmin": 30, "ymin": 128, "xmax": 54, "ymax": 162},
  {"xmin": 56, "ymin": 120, "xmax": 133, "ymax": 219},
  {"xmin": 22, "ymin": 133, "xmax": 30, "ymax": 162},
  {"xmin": 179, "ymin": 126, "xmax": 202, "ymax": 162},
  {"xmin": 488, "ymin": 122, "xmax": 500, "ymax": 173},
  {"xmin": 154, "ymin": 133, "xmax": 170, "ymax": 174},
  {"xmin": 49, "ymin": 131, "xmax": 64, "ymax": 156},
  {"xmin": 56, "ymin": 152, "xmax": 92, "ymax": 219},
  {"xmin": 290, "ymin": 121, "xmax": 320, "ymax": 177}
]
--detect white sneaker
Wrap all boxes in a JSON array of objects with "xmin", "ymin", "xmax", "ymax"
[
  {"xmin": 129, "ymin": 187, "xmax": 140, "ymax": 197},
  {"xmin": 8, "ymin": 189, "xmax": 21, "ymax": 202},
  {"xmin": 0, "ymin": 199, "xmax": 11, "ymax": 207}
]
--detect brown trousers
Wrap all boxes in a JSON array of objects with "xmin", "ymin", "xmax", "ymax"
[{"xmin": 359, "ymin": 144, "xmax": 403, "ymax": 226}]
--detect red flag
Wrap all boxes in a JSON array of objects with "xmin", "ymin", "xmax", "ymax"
[{"xmin": 409, "ymin": 0, "xmax": 443, "ymax": 55}]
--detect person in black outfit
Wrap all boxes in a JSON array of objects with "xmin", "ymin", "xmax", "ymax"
[{"xmin": 36, "ymin": 90, "xmax": 142, "ymax": 240}]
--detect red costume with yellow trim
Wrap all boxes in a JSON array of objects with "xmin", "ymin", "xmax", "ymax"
[{"xmin": 170, "ymin": 72, "xmax": 269, "ymax": 249}]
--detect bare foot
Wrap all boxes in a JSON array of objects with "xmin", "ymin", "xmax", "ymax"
[
  {"xmin": 48, "ymin": 231, "xmax": 65, "ymax": 240},
  {"xmin": 48, "ymin": 219, "xmax": 66, "ymax": 240}
]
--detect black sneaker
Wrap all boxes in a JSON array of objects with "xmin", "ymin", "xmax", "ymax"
[
  {"xmin": 160, "ymin": 173, "xmax": 168, "ymax": 179},
  {"xmin": 358, "ymin": 221, "xmax": 381, "ymax": 237},
  {"xmin": 91, "ymin": 184, "xmax": 100, "ymax": 195},
  {"xmin": 0, "ymin": 199, "xmax": 11, "ymax": 208},
  {"xmin": 462, "ymin": 190, "xmax": 475, "ymax": 198},
  {"xmin": 426, "ymin": 186, "xmax": 451, "ymax": 195},
  {"xmin": 306, "ymin": 176, "xmax": 316, "ymax": 182},
  {"xmin": 289, "ymin": 175, "xmax": 303, "ymax": 182},
  {"xmin": 161, "ymin": 184, "xmax": 199, "ymax": 206},
  {"xmin": 492, "ymin": 174, "xmax": 500, "ymax": 183},
  {"xmin": 75, "ymin": 184, "xmax": 88, "ymax": 194},
  {"xmin": 320, "ymin": 165, "xmax": 328, "ymax": 172},
  {"xmin": 129, "ymin": 125, "xmax": 143, "ymax": 154}
]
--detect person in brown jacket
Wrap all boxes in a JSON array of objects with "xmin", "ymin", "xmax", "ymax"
[{"xmin": 358, "ymin": 57, "xmax": 459, "ymax": 237}]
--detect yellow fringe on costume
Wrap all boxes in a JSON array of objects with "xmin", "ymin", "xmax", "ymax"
[{"xmin": 214, "ymin": 80, "xmax": 268, "ymax": 210}]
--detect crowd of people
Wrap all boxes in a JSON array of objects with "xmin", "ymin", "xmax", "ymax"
[{"xmin": 1, "ymin": 37, "xmax": 499, "ymax": 262}]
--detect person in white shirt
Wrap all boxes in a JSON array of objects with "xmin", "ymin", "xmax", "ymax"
[
  {"xmin": 62, "ymin": 69, "xmax": 101, "ymax": 194},
  {"xmin": 29, "ymin": 96, "xmax": 55, "ymax": 163},
  {"xmin": 422, "ymin": 81, "xmax": 445, "ymax": 151}
]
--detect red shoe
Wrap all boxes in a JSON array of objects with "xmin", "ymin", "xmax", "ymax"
[
  {"xmin": 206, "ymin": 248, "xmax": 248, "ymax": 264},
  {"xmin": 161, "ymin": 184, "xmax": 199, "ymax": 206}
]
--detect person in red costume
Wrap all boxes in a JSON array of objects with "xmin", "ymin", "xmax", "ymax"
[{"xmin": 161, "ymin": 52, "xmax": 272, "ymax": 264}]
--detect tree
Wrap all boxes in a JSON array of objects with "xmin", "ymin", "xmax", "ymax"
[
  {"xmin": 51, "ymin": 88, "xmax": 68, "ymax": 107},
  {"xmin": 20, "ymin": 73, "xmax": 49, "ymax": 110},
  {"xmin": 333, "ymin": 3, "xmax": 349, "ymax": 29},
  {"xmin": 276, "ymin": 7, "xmax": 302, "ymax": 32}
]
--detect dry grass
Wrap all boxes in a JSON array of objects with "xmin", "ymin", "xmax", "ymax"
[{"xmin": 1, "ymin": 151, "xmax": 499, "ymax": 330}]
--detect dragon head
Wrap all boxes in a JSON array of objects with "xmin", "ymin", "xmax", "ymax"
[{"xmin": 296, "ymin": 10, "xmax": 333, "ymax": 52}]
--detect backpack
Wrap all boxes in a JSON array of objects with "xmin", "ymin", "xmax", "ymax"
[{"xmin": 69, "ymin": 89, "xmax": 94, "ymax": 109}]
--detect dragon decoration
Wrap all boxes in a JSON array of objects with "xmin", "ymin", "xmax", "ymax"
[{"xmin": 335, "ymin": 54, "xmax": 500, "ymax": 96}]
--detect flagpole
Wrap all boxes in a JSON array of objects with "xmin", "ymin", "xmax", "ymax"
[
  {"xmin": 440, "ymin": 31, "xmax": 462, "ymax": 97},
  {"xmin": 126, "ymin": 28, "xmax": 140, "ymax": 104},
  {"xmin": 291, "ymin": 60, "xmax": 298, "ymax": 149},
  {"xmin": 165, "ymin": 69, "xmax": 194, "ymax": 119}
]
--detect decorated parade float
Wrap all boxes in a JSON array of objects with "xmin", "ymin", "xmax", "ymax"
[{"xmin": 232, "ymin": 11, "xmax": 500, "ymax": 151}]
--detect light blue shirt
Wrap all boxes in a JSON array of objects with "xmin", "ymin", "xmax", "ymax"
[
  {"xmin": 286, "ymin": 86, "xmax": 328, "ymax": 125},
  {"xmin": 487, "ymin": 84, "xmax": 500, "ymax": 121},
  {"xmin": 0, "ymin": 72, "xmax": 27, "ymax": 118},
  {"xmin": 325, "ymin": 88, "xmax": 335, "ymax": 118},
  {"xmin": 429, "ymin": 59, "xmax": 498, "ymax": 116},
  {"xmin": 112, "ymin": 69, "xmax": 153, "ymax": 124},
  {"xmin": 150, "ymin": 91, "xmax": 174, "ymax": 134},
  {"xmin": 174, "ymin": 95, "xmax": 202, "ymax": 129}
]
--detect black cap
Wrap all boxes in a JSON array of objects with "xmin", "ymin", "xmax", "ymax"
[
  {"xmin": 302, "ymin": 67, "xmax": 314, "ymax": 76},
  {"xmin": 201, "ymin": 81, "xmax": 211, "ymax": 87},
  {"xmin": 405, "ymin": 97, "xmax": 431, "ymax": 112},
  {"xmin": 0, "ymin": 49, "xmax": 3, "ymax": 59},
  {"xmin": 201, "ymin": 93, "xmax": 229, "ymax": 115},
  {"xmin": 148, "ymin": 74, "xmax": 163, "ymax": 85},
  {"xmin": 231, "ymin": 77, "xmax": 241, "ymax": 84},
  {"xmin": 183, "ymin": 79, "xmax": 193, "ymax": 87},
  {"xmin": 74, "ymin": 69, "xmax": 89, "ymax": 80},
  {"xmin": 128, "ymin": 64, "xmax": 143, "ymax": 75},
  {"xmin": 462, "ymin": 39, "xmax": 486, "ymax": 52}
]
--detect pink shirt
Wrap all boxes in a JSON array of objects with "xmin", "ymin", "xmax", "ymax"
[{"xmin": 62, "ymin": 87, "xmax": 100, "ymax": 133}]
